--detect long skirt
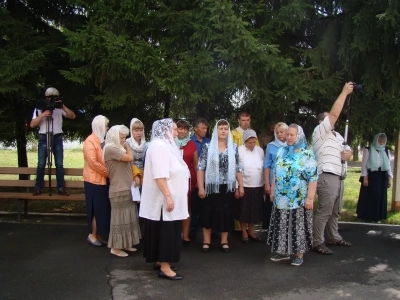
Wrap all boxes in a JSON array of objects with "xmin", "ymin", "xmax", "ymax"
[
  {"xmin": 267, "ymin": 206, "xmax": 313, "ymax": 255},
  {"xmin": 84, "ymin": 181, "xmax": 111, "ymax": 236},
  {"xmin": 108, "ymin": 193, "xmax": 141, "ymax": 249},
  {"xmin": 199, "ymin": 184, "xmax": 235, "ymax": 232},
  {"xmin": 234, "ymin": 187, "xmax": 264, "ymax": 224},
  {"xmin": 356, "ymin": 170, "xmax": 388, "ymax": 222},
  {"xmin": 262, "ymin": 194, "xmax": 273, "ymax": 230},
  {"xmin": 143, "ymin": 218, "xmax": 182, "ymax": 263}
]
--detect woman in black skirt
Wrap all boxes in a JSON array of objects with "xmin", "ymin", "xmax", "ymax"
[
  {"xmin": 197, "ymin": 119, "xmax": 244, "ymax": 253},
  {"xmin": 357, "ymin": 133, "xmax": 392, "ymax": 222},
  {"xmin": 140, "ymin": 119, "xmax": 190, "ymax": 280}
]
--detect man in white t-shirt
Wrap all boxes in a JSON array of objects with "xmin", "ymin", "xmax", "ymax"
[
  {"xmin": 30, "ymin": 87, "xmax": 76, "ymax": 196},
  {"xmin": 312, "ymin": 82, "xmax": 354, "ymax": 255}
]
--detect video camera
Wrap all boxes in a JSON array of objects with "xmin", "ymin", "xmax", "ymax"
[
  {"xmin": 351, "ymin": 82, "xmax": 364, "ymax": 93},
  {"xmin": 36, "ymin": 96, "xmax": 63, "ymax": 111}
]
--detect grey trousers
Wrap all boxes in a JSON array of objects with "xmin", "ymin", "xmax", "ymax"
[{"xmin": 313, "ymin": 172, "xmax": 344, "ymax": 247}]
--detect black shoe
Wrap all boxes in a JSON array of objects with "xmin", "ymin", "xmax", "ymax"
[
  {"xmin": 32, "ymin": 189, "xmax": 42, "ymax": 196},
  {"xmin": 182, "ymin": 239, "xmax": 191, "ymax": 245},
  {"xmin": 153, "ymin": 263, "xmax": 178, "ymax": 272},
  {"xmin": 248, "ymin": 235, "xmax": 262, "ymax": 242},
  {"xmin": 201, "ymin": 243, "xmax": 211, "ymax": 253},
  {"xmin": 220, "ymin": 243, "xmax": 230, "ymax": 253},
  {"xmin": 158, "ymin": 271, "xmax": 183, "ymax": 280},
  {"xmin": 58, "ymin": 188, "xmax": 70, "ymax": 196}
]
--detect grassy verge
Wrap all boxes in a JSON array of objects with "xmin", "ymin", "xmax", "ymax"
[{"xmin": 1, "ymin": 149, "xmax": 400, "ymax": 224}]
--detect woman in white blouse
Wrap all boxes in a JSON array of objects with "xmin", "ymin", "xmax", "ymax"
[
  {"xmin": 235, "ymin": 130, "xmax": 265, "ymax": 243},
  {"xmin": 356, "ymin": 133, "xmax": 392, "ymax": 222},
  {"xmin": 140, "ymin": 118, "xmax": 190, "ymax": 281}
]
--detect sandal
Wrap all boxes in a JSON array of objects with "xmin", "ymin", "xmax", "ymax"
[
  {"xmin": 248, "ymin": 235, "xmax": 262, "ymax": 242},
  {"xmin": 242, "ymin": 237, "xmax": 249, "ymax": 244},
  {"xmin": 202, "ymin": 243, "xmax": 211, "ymax": 253},
  {"xmin": 313, "ymin": 243, "xmax": 333, "ymax": 255},
  {"xmin": 327, "ymin": 240, "xmax": 352, "ymax": 247},
  {"xmin": 220, "ymin": 243, "xmax": 230, "ymax": 253}
]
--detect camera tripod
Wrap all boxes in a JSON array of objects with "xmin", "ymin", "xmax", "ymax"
[{"xmin": 45, "ymin": 116, "xmax": 54, "ymax": 196}]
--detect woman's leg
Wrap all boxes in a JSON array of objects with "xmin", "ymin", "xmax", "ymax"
[
  {"xmin": 240, "ymin": 222, "xmax": 248, "ymax": 239},
  {"xmin": 159, "ymin": 262, "xmax": 176, "ymax": 276},
  {"xmin": 220, "ymin": 232, "xmax": 229, "ymax": 247},
  {"xmin": 247, "ymin": 223, "xmax": 256, "ymax": 237},
  {"xmin": 182, "ymin": 216, "xmax": 191, "ymax": 242},
  {"xmin": 203, "ymin": 228, "xmax": 211, "ymax": 249},
  {"xmin": 88, "ymin": 217, "xmax": 97, "ymax": 241}
]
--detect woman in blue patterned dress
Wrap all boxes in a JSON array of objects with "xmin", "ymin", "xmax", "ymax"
[{"xmin": 267, "ymin": 124, "xmax": 318, "ymax": 266}]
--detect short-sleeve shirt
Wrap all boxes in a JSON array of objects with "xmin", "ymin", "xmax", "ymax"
[
  {"xmin": 140, "ymin": 140, "xmax": 189, "ymax": 221},
  {"xmin": 190, "ymin": 134, "xmax": 210, "ymax": 156},
  {"xmin": 238, "ymin": 145, "xmax": 264, "ymax": 187},
  {"xmin": 274, "ymin": 149, "xmax": 318, "ymax": 210},
  {"xmin": 32, "ymin": 108, "xmax": 66, "ymax": 134},
  {"xmin": 263, "ymin": 143, "xmax": 280, "ymax": 185},
  {"xmin": 312, "ymin": 116, "xmax": 348, "ymax": 176},
  {"xmin": 180, "ymin": 140, "xmax": 197, "ymax": 190},
  {"xmin": 104, "ymin": 147, "xmax": 132, "ymax": 198}
]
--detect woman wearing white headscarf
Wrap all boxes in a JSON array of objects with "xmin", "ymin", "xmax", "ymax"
[
  {"xmin": 357, "ymin": 133, "xmax": 393, "ymax": 222},
  {"xmin": 262, "ymin": 122, "xmax": 288, "ymax": 230},
  {"xmin": 267, "ymin": 124, "xmax": 317, "ymax": 266},
  {"xmin": 104, "ymin": 125, "xmax": 141, "ymax": 257},
  {"xmin": 197, "ymin": 119, "xmax": 244, "ymax": 253},
  {"xmin": 140, "ymin": 118, "xmax": 190, "ymax": 281},
  {"xmin": 83, "ymin": 115, "xmax": 110, "ymax": 247}
]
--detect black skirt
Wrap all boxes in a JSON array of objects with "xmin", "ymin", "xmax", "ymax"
[
  {"xmin": 234, "ymin": 187, "xmax": 264, "ymax": 224},
  {"xmin": 84, "ymin": 181, "xmax": 111, "ymax": 236},
  {"xmin": 199, "ymin": 184, "xmax": 235, "ymax": 232},
  {"xmin": 357, "ymin": 170, "xmax": 388, "ymax": 222},
  {"xmin": 143, "ymin": 218, "xmax": 182, "ymax": 263}
]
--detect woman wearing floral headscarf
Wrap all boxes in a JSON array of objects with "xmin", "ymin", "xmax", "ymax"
[
  {"xmin": 357, "ymin": 133, "xmax": 393, "ymax": 222},
  {"xmin": 83, "ymin": 115, "xmax": 110, "ymax": 246},
  {"xmin": 197, "ymin": 119, "xmax": 244, "ymax": 253},
  {"xmin": 175, "ymin": 119, "xmax": 198, "ymax": 244},
  {"xmin": 104, "ymin": 125, "xmax": 141, "ymax": 257},
  {"xmin": 140, "ymin": 118, "xmax": 190, "ymax": 281},
  {"xmin": 267, "ymin": 124, "xmax": 317, "ymax": 266},
  {"xmin": 262, "ymin": 122, "xmax": 288, "ymax": 231}
]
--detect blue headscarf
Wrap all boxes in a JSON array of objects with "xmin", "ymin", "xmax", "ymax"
[
  {"xmin": 205, "ymin": 119, "xmax": 236, "ymax": 194},
  {"xmin": 278, "ymin": 124, "xmax": 307, "ymax": 159},
  {"xmin": 367, "ymin": 133, "xmax": 390, "ymax": 172}
]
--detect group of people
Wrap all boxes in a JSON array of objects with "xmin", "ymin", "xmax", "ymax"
[{"xmin": 29, "ymin": 83, "xmax": 393, "ymax": 280}]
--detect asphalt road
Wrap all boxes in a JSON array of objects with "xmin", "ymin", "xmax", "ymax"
[{"xmin": 1, "ymin": 218, "xmax": 400, "ymax": 300}]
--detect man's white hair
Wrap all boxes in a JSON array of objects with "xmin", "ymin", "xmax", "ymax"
[{"xmin": 45, "ymin": 87, "xmax": 60, "ymax": 97}]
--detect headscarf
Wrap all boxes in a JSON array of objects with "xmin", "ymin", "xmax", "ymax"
[
  {"xmin": 103, "ymin": 125, "xmax": 128, "ymax": 161},
  {"xmin": 367, "ymin": 133, "xmax": 390, "ymax": 172},
  {"xmin": 205, "ymin": 119, "xmax": 236, "ymax": 194},
  {"xmin": 279, "ymin": 124, "xmax": 307, "ymax": 159},
  {"xmin": 175, "ymin": 120, "xmax": 191, "ymax": 148},
  {"xmin": 243, "ymin": 129, "xmax": 257, "ymax": 144},
  {"xmin": 151, "ymin": 118, "xmax": 188, "ymax": 168},
  {"xmin": 270, "ymin": 122, "xmax": 288, "ymax": 148},
  {"xmin": 126, "ymin": 118, "xmax": 146, "ymax": 152},
  {"xmin": 91, "ymin": 115, "xmax": 107, "ymax": 143}
]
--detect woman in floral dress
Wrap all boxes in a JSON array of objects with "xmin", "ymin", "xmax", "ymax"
[{"xmin": 267, "ymin": 124, "xmax": 318, "ymax": 266}]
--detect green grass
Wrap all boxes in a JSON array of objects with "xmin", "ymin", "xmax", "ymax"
[{"xmin": 1, "ymin": 149, "xmax": 400, "ymax": 223}]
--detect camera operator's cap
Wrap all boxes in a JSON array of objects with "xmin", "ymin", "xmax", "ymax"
[
  {"xmin": 45, "ymin": 87, "xmax": 60, "ymax": 97},
  {"xmin": 243, "ymin": 129, "xmax": 257, "ymax": 143}
]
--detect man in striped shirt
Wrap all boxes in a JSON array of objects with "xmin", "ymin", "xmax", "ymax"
[{"xmin": 312, "ymin": 82, "xmax": 354, "ymax": 255}]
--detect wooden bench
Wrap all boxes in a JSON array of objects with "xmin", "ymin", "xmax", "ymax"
[{"xmin": 0, "ymin": 167, "xmax": 84, "ymax": 220}]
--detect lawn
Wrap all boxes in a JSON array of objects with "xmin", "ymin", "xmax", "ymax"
[{"xmin": 1, "ymin": 149, "xmax": 400, "ymax": 224}]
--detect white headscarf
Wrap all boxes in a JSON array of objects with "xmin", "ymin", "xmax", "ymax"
[
  {"xmin": 151, "ymin": 118, "xmax": 188, "ymax": 168},
  {"xmin": 205, "ymin": 119, "xmax": 236, "ymax": 194},
  {"xmin": 126, "ymin": 118, "xmax": 146, "ymax": 152},
  {"xmin": 103, "ymin": 125, "xmax": 129, "ymax": 161},
  {"xmin": 92, "ymin": 115, "xmax": 107, "ymax": 143}
]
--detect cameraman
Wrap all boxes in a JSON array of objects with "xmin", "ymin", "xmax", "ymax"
[{"xmin": 30, "ymin": 87, "xmax": 76, "ymax": 196}]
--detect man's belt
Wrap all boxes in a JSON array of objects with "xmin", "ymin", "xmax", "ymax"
[{"xmin": 39, "ymin": 133, "xmax": 63, "ymax": 137}]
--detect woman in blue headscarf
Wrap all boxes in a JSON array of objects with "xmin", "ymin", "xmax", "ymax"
[
  {"xmin": 357, "ymin": 133, "xmax": 392, "ymax": 222},
  {"xmin": 197, "ymin": 119, "xmax": 244, "ymax": 253},
  {"xmin": 267, "ymin": 124, "xmax": 318, "ymax": 266}
]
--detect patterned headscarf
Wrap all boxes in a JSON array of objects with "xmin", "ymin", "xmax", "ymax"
[
  {"xmin": 270, "ymin": 122, "xmax": 288, "ymax": 148},
  {"xmin": 103, "ymin": 125, "xmax": 129, "ymax": 160},
  {"xmin": 279, "ymin": 124, "xmax": 307, "ymax": 159},
  {"xmin": 91, "ymin": 115, "xmax": 108, "ymax": 143},
  {"xmin": 367, "ymin": 133, "xmax": 390, "ymax": 172},
  {"xmin": 205, "ymin": 119, "xmax": 236, "ymax": 194},
  {"xmin": 151, "ymin": 118, "xmax": 187, "ymax": 167},
  {"xmin": 126, "ymin": 118, "xmax": 146, "ymax": 152}
]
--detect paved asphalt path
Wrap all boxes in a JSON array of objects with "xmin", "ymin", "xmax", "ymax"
[{"xmin": 1, "ymin": 217, "xmax": 400, "ymax": 300}]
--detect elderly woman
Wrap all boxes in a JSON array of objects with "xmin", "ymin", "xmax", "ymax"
[
  {"xmin": 83, "ymin": 115, "xmax": 110, "ymax": 246},
  {"xmin": 175, "ymin": 119, "xmax": 198, "ymax": 244},
  {"xmin": 357, "ymin": 133, "xmax": 393, "ymax": 222},
  {"xmin": 267, "ymin": 124, "xmax": 317, "ymax": 266},
  {"xmin": 140, "ymin": 118, "xmax": 190, "ymax": 281},
  {"xmin": 197, "ymin": 119, "xmax": 244, "ymax": 253},
  {"xmin": 263, "ymin": 122, "xmax": 288, "ymax": 230},
  {"xmin": 103, "ymin": 125, "xmax": 141, "ymax": 257},
  {"xmin": 235, "ymin": 130, "xmax": 264, "ymax": 243}
]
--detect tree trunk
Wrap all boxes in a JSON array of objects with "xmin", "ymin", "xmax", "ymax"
[{"xmin": 163, "ymin": 92, "xmax": 171, "ymax": 118}]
